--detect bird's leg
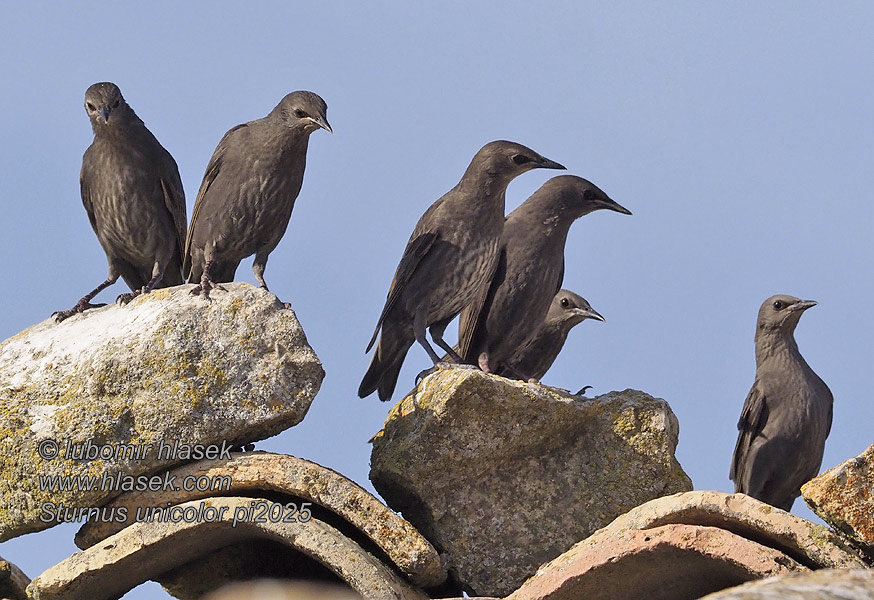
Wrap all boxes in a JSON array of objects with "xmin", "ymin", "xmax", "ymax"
[
  {"xmin": 53, "ymin": 272, "xmax": 119, "ymax": 322},
  {"xmin": 428, "ymin": 319, "xmax": 464, "ymax": 363},
  {"xmin": 414, "ymin": 308, "xmax": 453, "ymax": 383},
  {"xmin": 253, "ymin": 252, "xmax": 269, "ymax": 291},
  {"xmin": 118, "ymin": 261, "xmax": 165, "ymax": 304},
  {"xmin": 189, "ymin": 259, "xmax": 224, "ymax": 298}
]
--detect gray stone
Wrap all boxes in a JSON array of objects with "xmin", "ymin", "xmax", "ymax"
[
  {"xmin": 699, "ymin": 569, "xmax": 874, "ymax": 600},
  {"xmin": 0, "ymin": 283, "xmax": 323, "ymax": 541},
  {"xmin": 76, "ymin": 452, "xmax": 445, "ymax": 588},
  {"xmin": 802, "ymin": 443, "xmax": 874, "ymax": 554},
  {"xmin": 0, "ymin": 556, "xmax": 29, "ymax": 600},
  {"xmin": 26, "ymin": 497, "xmax": 427, "ymax": 600},
  {"xmin": 369, "ymin": 368, "xmax": 692, "ymax": 597}
]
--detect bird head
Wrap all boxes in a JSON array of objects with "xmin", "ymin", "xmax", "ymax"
[
  {"xmin": 756, "ymin": 294, "xmax": 818, "ymax": 336},
  {"xmin": 84, "ymin": 82, "xmax": 129, "ymax": 127},
  {"xmin": 275, "ymin": 91, "xmax": 332, "ymax": 134},
  {"xmin": 542, "ymin": 175, "xmax": 632, "ymax": 218},
  {"xmin": 472, "ymin": 140, "xmax": 566, "ymax": 183},
  {"xmin": 547, "ymin": 289, "xmax": 605, "ymax": 331}
]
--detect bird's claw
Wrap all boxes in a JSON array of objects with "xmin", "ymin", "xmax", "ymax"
[
  {"xmin": 116, "ymin": 291, "xmax": 140, "ymax": 305},
  {"xmin": 52, "ymin": 301, "xmax": 107, "ymax": 323},
  {"xmin": 575, "ymin": 385, "xmax": 593, "ymax": 396},
  {"xmin": 415, "ymin": 361, "xmax": 454, "ymax": 385}
]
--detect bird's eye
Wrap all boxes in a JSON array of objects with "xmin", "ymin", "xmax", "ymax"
[
  {"xmin": 111, "ymin": 100, "xmax": 120, "ymax": 108},
  {"xmin": 773, "ymin": 301, "xmax": 784, "ymax": 310},
  {"xmin": 294, "ymin": 109, "xmax": 306, "ymax": 118},
  {"xmin": 86, "ymin": 103, "xmax": 96, "ymax": 111},
  {"xmin": 560, "ymin": 298, "xmax": 569, "ymax": 308},
  {"xmin": 512, "ymin": 155, "xmax": 531, "ymax": 165}
]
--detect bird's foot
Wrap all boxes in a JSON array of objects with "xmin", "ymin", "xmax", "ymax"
[
  {"xmin": 575, "ymin": 385, "xmax": 593, "ymax": 396},
  {"xmin": 52, "ymin": 301, "xmax": 107, "ymax": 323},
  {"xmin": 189, "ymin": 281, "xmax": 226, "ymax": 299},
  {"xmin": 415, "ymin": 361, "xmax": 457, "ymax": 385},
  {"xmin": 116, "ymin": 288, "xmax": 145, "ymax": 305}
]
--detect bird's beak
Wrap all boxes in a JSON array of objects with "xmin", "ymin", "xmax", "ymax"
[
  {"xmin": 99, "ymin": 106, "xmax": 111, "ymax": 123},
  {"xmin": 600, "ymin": 196, "xmax": 632, "ymax": 215},
  {"xmin": 573, "ymin": 307, "xmax": 606, "ymax": 322},
  {"xmin": 307, "ymin": 116, "xmax": 332, "ymax": 133},
  {"xmin": 790, "ymin": 300, "xmax": 818, "ymax": 312},
  {"xmin": 538, "ymin": 156, "xmax": 566, "ymax": 170}
]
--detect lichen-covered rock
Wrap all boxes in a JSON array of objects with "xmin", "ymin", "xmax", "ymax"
[
  {"xmin": 26, "ymin": 497, "xmax": 427, "ymax": 600},
  {"xmin": 76, "ymin": 452, "xmax": 446, "ymax": 589},
  {"xmin": 802, "ymin": 443, "xmax": 874, "ymax": 553},
  {"xmin": 0, "ymin": 283, "xmax": 323, "ymax": 541},
  {"xmin": 0, "ymin": 555, "xmax": 30, "ymax": 600},
  {"xmin": 507, "ymin": 524, "xmax": 803, "ymax": 600},
  {"xmin": 369, "ymin": 368, "xmax": 692, "ymax": 597},
  {"xmin": 605, "ymin": 490, "xmax": 866, "ymax": 569},
  {"xmin": 699, "ymin": 569, "xmax": 874, "ymax": 600}
]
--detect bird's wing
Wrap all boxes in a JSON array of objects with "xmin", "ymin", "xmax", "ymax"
[
  {"xmin": 556, "ymin": 258, "xmax": 565, "ymax": 295},
  {"xmin": 183, "ymin": 123, "xmax": 247, "ymax": 277},
  {"xmin": 729, "ymin": 381, "xmax": 767, "ymax": 482},
  {"xmin": 79, "ymin": 176, "xmax": 99, "ymax": 236},
  {"xmin": 366, "ymin": 231, "xmax": 438, "ymax": 352},
  {"xmin": 457, "ymin": 246, "xmax": 505, "ymax": 362},
  {"xmin": 160, "ymin": 169, "xmax": 187, "ymax": 261}
]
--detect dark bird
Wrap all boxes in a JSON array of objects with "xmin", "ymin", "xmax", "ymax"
[
  {"xmin": 54, "ymin": 82, "xmax": 187, "ymax": 322},
  {"xmin": 498, "ymin": 289, "xmax": 604, "ymax": 382},
  {"xmin": 184, "ymin": 91, "xmax": 331, "ymax": 297},
  {"xmin": 359, "ymin": 140, "xmax": 566, "ymax": 401},
  {"xmin": 730, "ymin": 294, "xmax": 833, "ymax": 512},
  {"xmin": 457, "ymin": 175, "xmax": 630, "ymax": 379}
]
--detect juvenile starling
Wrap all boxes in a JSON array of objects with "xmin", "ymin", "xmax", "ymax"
[
  {"xmin": 359, "ymin": 140, "xmax": 565, "ymax": 401},
  {"xmin": 457, "ymin": 175, "xmax": 630, "ymax": 379},
  {"xmin": 498, "ymin": 289, "xmax": 604, "ymax": 382},
  {"xmin": 730, "ymin": 294, "xmax": 834, "ymax": 512},
  {"xmin": 54, "ymin": 82, "xmax": 187, "ymax": 322},
  {"xmin": 184, "ymin": 91, "xmax": 331, "ymax": 297}
]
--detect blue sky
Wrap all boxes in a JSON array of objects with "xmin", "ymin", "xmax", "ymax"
[{"xmin": 2, "ymin": 3, "xmax": 873, "ymax": 598}]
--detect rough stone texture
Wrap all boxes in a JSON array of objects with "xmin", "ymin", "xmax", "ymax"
[
  {"xmin": 0, "ymin": 555, "xmax": 29, "ymax": 600},
  {"xmin": 76, "ymin": 452, "xmax": 445, "ymax": 588},
  {"xmin": 802, "ymin": 443, "xmax": 874, "ymax": 553},
  {"xmin": 699, "ymin": 569, "xmax": 874, "ymax": 599},
  {"xmin": 0, "ymin": 283, "xmax": 323, "ymax": 542},
  {"xmin": 203, "ymin": 580, "xmax": 364, "ymax": 600},
  {"xmin": 506, "ymin": 524, "xmax": 803, "ymax": 600},
  {"xmin": 370, "ymin": 368, "xmax": 692, "ymax": 597},
  {"xmin": 26, "ymin": 497, "xmax": 427, "ymax": 600},
  {"xmin": 605, "ymin": 490, "xmax": 866, "ymax": 569}
]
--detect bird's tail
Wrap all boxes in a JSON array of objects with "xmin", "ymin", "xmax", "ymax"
[{"xmin": 358, "ymin": 322, "xmax": 413, "ymax": 402}]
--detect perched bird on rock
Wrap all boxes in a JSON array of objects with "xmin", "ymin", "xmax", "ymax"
[
  {"xmin": 498, "ymin": 289, "xmax": 604, "ymax": 382},
  {"xmin": 730, "ymin": 294, "xmax": 833, "ymax": 512},
  {"xmin": 184, "ymin": 91, "xmax": 331, "ymax": 297},
  {"xmin": 457, "ymin": 175, "xmax": 630, "ymax": 379},
  {"xmin": 359, "ymin": 140, "xmax": 566, "ymax": 402},
  {"xmin": 54, "ymin": 82, "xmax": 187, "ymax": 322}
]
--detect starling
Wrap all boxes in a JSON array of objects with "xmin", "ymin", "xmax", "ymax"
[
  {"xmin": 730, "ymin": 294, "xmax": 834, "ymax": 512},
  {"xmin": 457, "ymin": 175, "xmax": 630, "ymax": 378},
  {"xmin": 184, "ymin": 91, "xmax": 331, "ymax": 297},
  {"xmin": 54, "ymin": 82, "xmax": 187, "ymax": 322},
  {"xmin": 498, "ymin": 289, "xmax": 604, "ymax": 382},
  {"xmin": 359, "ymin": 140, "xmax": 565, "ymax": 401}
]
